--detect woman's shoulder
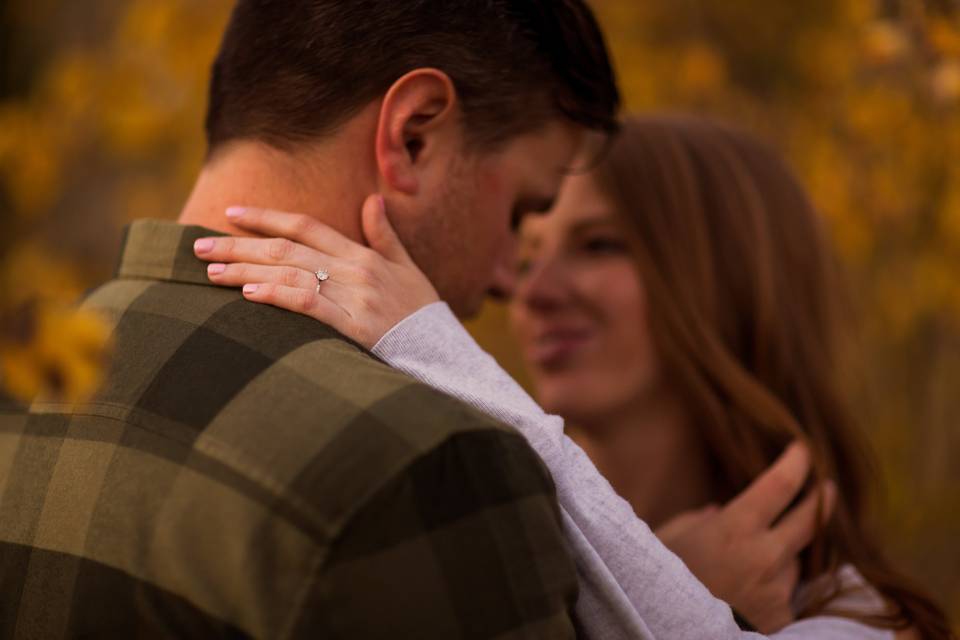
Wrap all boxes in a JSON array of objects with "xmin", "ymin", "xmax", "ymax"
[
  {"xmin": 790, "ymin": 564, "xmax": 914, "ymax": 640},
  {"xmin": 777, "ymin": 564, "xmax": 900, "ymax": 640},
  {"xmin": 822, "ymin": 567, "xmax": 933, "ymax": 639},
  {"xmin": 823, "ymin": 564, "xmax": 889, "ymax": 616}
]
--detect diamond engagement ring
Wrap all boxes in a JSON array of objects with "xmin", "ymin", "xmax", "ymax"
[{"xmin": 315, "ymin": 268, "xmax": 330, "ymax": 293}]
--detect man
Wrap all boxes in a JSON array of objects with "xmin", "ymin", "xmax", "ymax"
[{"xmin": 0, "ymin": 1, "xmax": 808, "ymax": 638}]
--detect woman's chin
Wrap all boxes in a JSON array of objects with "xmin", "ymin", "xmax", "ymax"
[{"xmin": 535, "ymin": 377, "xmax": 605, "ymax": 420}]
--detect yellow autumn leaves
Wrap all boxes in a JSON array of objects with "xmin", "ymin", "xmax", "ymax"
[
  {"xmin": 600, "ymin": 1, "xmax": 960, "ymax": 334},
  {"xmin": 0, "ymin": 246, "xmax": 111, "ymax": 405},
  {"xmin": 0, "ymin": 0, "xmax": 233, "ymax": 404}
]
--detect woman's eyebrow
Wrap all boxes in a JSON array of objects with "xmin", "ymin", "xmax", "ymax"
[{"xmin": 568, "ymin": 215, "xmax": 619, "ymax": 235}]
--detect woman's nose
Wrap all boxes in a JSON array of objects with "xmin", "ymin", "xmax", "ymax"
[{"xmin": 516, "ymin": 257, "xmax": 569, "ymax": 311}]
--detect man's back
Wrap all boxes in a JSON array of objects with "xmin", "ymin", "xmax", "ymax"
[{"xmin": 0, "ymin": 221, "xmax": 578, "ymax": 639}]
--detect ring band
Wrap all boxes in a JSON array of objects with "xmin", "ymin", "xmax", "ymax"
[{"xmin": 315, "ymin": 268, "xmax": 330, "ymax": 293}]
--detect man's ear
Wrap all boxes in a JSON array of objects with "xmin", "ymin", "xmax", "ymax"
[{"xmin": 375, "ymin": 69, "xmax": 459, "ymax": 196}]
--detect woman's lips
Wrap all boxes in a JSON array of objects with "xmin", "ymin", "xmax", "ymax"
[{"xmin": 529, "ymin": 329, "xmax": 593, "ymax": 368}]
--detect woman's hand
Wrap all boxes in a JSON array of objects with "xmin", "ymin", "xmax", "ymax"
[
  {"xmin": 193, "ymin": 195, "xmax": 440, "ymax": 349},
  {"xmin": 654, "ymin": 443, "xmax": 837, "ymax": 634}
]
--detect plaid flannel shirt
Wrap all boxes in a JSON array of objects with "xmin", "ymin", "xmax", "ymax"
[{"xmin": 0, "ymin": 220, "xmax": 580, "ymax": 639}]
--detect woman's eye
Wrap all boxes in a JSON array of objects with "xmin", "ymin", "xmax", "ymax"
[{"xmin": 583, "ymin": 237, "xmax": 626, "ymax": 254}]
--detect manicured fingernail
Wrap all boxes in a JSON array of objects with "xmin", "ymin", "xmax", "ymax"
[
  {"xmin": 194, "ymin": 238, "xmax": 214, "ymax": 254},
  {"xmin": 377, "ymin": 195, "xmax": 386, "ymax": 214},
  {"xmin": 243, "ymin": 284, "xmax": 259, "ymax": 294},
  {"xmin": 207, "ymin": 263, "xmax": 226, "ymax": 276},
  {"xmin": 226, "ymin": 207, "xmax": 246, "ymax": 219}
]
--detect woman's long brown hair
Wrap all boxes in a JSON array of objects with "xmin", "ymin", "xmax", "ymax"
[{"xmin": 593, "ymin": 114, "xmax": 953, "ymax": 638}]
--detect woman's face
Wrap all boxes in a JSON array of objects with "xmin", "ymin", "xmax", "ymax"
[{"xmin": 509, "ymin": 171, "xmax": 661, "ymax": 423}]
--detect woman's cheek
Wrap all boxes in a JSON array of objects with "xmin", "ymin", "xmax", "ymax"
[
  {"xmin": 587, "ymin": 262, "xmax": 646, "ymax": 326},
  {"xmin": 594, "ymin": 264, "xmax": 656, "ymax": 383}
]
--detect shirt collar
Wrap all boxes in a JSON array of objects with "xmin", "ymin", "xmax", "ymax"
[{"xmin": 116, "ymin": 219, "xmax": 226, "ymax": 286}]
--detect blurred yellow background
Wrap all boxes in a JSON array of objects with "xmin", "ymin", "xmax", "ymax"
[{"xmin": 1, "ymin": 0, "xmax": 957, "ymax": 624}]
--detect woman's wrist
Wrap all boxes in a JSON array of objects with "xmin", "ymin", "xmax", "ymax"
[{"xmin": 371, "ymin": 301, "xmax": 457, "ymax": 358}]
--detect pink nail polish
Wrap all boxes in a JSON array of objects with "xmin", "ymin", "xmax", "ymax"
[
  {"xmin": 194, "ymin": 238, "xmax": 214, "ymax": 254},
  {"xmin": 243, "ymin": 284, "xmax": 259, "ymax": 294},
  {"xmin": 207, "ymin": 263, "xmax": 226, "ymax": 275},
  {"xmin": 226, "ymin": 207, "xmax": 246, "ymax": 219}
]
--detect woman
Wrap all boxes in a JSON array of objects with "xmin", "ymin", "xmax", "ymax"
[
  {"xmin": 195, "ymin": 115, "xmax": 952, "ymax": 638},
  {"xmin": 503, "ymin": 115, "xmax": 951, "ymax": 638}
]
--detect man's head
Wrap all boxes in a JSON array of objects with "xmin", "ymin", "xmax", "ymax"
[{"xmin": 204, "ymin": 0, "xmax": 620, "ymax": 317}]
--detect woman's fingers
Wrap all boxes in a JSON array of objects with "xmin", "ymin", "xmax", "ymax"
[
  {"xmin": 225, "ymin": 206, "xmax": 361, "ymax": 258},
  {"xmin": 197, "ymin": 197, "xmax": 439, "ymax": 349},
  {"xmin": 751, "ymin": 559, "xmax": 800, "ymax": 633},
  {"xmin": 208, "ymin": 262, "xmax": 313, "ymax": 289},
  {"xmin": 194, "ymin": 235, "xmax": 326, "ymax": 271},
  {"xmin": 206, "ymin": 262, "xmax": 351, "ymax": 304},
  {"xmin": 360, "ymin": 195, "xmax": 412, "ymax": 264},
  {"xmin": 723, "ymin": 441, "xmax": 811, "ymax": 532},
  {"xmin": 770, "ymin": 480, "xmax": 837, "ymax": 558}
]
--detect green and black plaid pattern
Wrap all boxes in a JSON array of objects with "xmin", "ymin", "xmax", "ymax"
[{"xmin": 0, "ymin": 220, "xmax": 579, "ymax": 639}]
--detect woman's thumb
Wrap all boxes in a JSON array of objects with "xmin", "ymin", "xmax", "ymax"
[{"xmin": 361, "ymin": 194, "xmax": 409, "ymax": 263}]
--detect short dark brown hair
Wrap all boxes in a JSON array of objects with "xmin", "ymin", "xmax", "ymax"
[{"xmin": 205, "ymin": 0, "xmax": 620, "ymax": 155}]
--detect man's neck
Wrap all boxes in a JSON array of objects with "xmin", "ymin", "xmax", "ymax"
[{"xmin": 179, "ymin": 130, "xmax": 376, "ymax": 241}]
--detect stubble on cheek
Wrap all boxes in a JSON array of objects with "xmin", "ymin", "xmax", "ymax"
[
  {"xmin": 405, "ymin": 154, "xmax": 515, "ymax": 316},
  {"xmin": 400, "ymin": 176, "xmax": 483, "ymax": 314}
]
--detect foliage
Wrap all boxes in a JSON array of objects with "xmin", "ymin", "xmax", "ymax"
[
  {"xmin": 0, "ymin": 245, "xmax": 110, "ymax": 404},
  {"xmin": 0, "ymin": 1, "xmax": 230, "ymax": 403}
]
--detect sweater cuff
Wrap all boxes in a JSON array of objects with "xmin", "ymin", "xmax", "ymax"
[{"xmin": 371, "ymin": 301, "xmax": 462, "ymax": 360}]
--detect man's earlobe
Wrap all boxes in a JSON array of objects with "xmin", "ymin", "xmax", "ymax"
[{"xmin": 375, "ymin": 69, "xmax": 458, "ymax": 196}]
